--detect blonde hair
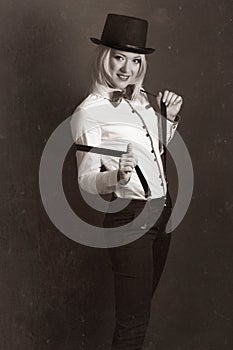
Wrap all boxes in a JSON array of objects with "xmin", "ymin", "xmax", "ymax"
[{"xmin": 90, "ymin": 45, "xmax": 147, "ymax": 102}]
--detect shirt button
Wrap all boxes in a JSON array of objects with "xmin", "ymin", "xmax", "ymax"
[
  {"xmin": 142, "ymin": 125, "xmax": 146, "ymax": 129},
  {"xmin": 146, "ymin": 133, "xmax": 149, "ymax": 137},
  {"xmin": 159, "ymin": 175, "xmax": 162, "ymax": 178},
  {"xmin": 154, "ymin": 157, "xmax": 157, "ymax": 161},
  {"xmin": 160, "ymin": 183, "xmax": 164, "ymax": 186},
  {"xmin": 151, "ymin": 150, "xmax": 154, "ymax": 153}
]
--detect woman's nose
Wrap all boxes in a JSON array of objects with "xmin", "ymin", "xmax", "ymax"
[{"xmin": 120, "ymin": 60, "xmax": 131, "ymax": 73}]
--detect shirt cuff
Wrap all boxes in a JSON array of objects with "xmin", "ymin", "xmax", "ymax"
[{"xmin": 167, "ymin": 114, "xmax": 181, "ymax": 124}]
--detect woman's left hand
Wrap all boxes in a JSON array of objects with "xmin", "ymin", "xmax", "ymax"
[{"xmin": 157, "ymin": 90, "xmax": 183, "ymax": 121}]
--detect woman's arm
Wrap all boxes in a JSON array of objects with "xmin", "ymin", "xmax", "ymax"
[
  {"xmin": 70, "ymin": 108, "xmax": 119, "ymax": 194},
  {"xmin": 156, "ymin": 90, "xmax": 183, "ymax": 145}
]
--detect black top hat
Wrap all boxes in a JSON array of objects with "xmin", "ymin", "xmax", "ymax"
[{"xmin": 90, "ymin": 14, "xmax": 155, "ymax": 54}]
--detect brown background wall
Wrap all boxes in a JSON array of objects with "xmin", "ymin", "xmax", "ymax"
[{"xmin": 0, "ymin": 0, "xmax": 232, "ymax": 349}]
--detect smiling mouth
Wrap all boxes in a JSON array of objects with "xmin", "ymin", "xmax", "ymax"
[{"xmin": 117, "ymin": 74, "xmax": 130, "ymax": 81}]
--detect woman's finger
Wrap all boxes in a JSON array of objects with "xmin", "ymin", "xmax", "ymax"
[
  {"xmin": 164, "ymin": 91, "xmax": 174, "ymax": 106},
  {"xmin": 173, "ymin": 96, "xmax": 183, "ymax": 105},
  {"xmin": 125, "ymin": 166, "xmax": 133, "ymax": 172},
  {"xmin": 169, "ymin": 94, "xmax": 178, "ymax": 105},
  {"xmin": 121, "ymin": 154, "xmax": 138, "ymax": 165},
  {"xmin": 162, "ymin": 90, "xmax": 169, "ymax": 103},
  {"xmin": 119, "ymin": 163, "xmax": 133, "ymax": 173},
  {"xmin": 127, "ymin": 143, "xmax": 133, "ymax": 153},
  {"xmin": 156, "ymin": 91, "xmax": 163, "ymax": 107},
  {"xmin": 120, "ymin": 161, "xmax": 136, "ymax": 170}
]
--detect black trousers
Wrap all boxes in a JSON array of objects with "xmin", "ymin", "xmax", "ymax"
[{"xmin": 103, "ymin": 198, "xmax": 172, "ymax": 350}]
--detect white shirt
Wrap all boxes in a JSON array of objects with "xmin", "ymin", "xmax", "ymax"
[{"xmin": 70, "ymin": 93, "xmax": 179, "ymax": 200}]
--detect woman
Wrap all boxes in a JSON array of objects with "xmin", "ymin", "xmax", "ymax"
[{"xmin": 71, "ymin": 14, "xmax": 183, "ymax": 350}]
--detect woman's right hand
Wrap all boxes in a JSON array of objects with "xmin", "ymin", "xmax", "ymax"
[{"xmin": 118, "ymin": 143, "xmax": 138, "ymax": 184}]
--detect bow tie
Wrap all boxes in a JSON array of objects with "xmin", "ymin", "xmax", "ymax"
[{"xmin": 111, "ymin": 86, "xmax": 134, "ymax": 103}]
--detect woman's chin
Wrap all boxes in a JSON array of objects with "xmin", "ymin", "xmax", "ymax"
[
  {"xmin": 113, "ymin": 82, "xmax": 130, "ymax": 90},
  {"xmin": 109, "ymin": 77, "xmax": 132, "ymax": 90}
]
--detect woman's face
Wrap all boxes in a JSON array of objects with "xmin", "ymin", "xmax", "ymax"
[{"xmin": 108, "ymin": 49, "xmax": 142, "ymax": 90}]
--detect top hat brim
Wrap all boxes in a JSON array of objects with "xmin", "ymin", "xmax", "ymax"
[{"xmin": 90, "ymin": 37, "xmax": 155, "ymax": 54}]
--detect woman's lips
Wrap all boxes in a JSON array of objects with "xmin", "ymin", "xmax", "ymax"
[{"xmin": 117, "ymin": 74, "xmax": 130, "ymax": 81}]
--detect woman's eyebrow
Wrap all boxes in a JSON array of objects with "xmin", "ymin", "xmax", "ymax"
[
  {"xmin": 114, "ymin": 52, "xmax": 126, "ymax": 57},
  {"xmin": 113, "ymin": 51, "xmax": 141, "ymax": 59}
]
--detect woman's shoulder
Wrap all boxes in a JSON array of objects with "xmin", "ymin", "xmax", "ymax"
[
  {"xmin": 73, "ymin": 94, "xmax": 106, "ymax": 114},
  {"xmin": 71, "ymin": 94, "xmax": 106, "ymax": 129}
]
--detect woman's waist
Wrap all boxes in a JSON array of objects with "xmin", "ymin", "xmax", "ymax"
[{"xmin": 102, "ymin": 192, "xmax": 167, "ymax": 206}]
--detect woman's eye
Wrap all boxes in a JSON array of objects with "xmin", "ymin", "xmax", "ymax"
[
  {"xmin": 114, "ymin": 55, "xmax": 124, "ymax": 61},
  {"xmin": 133, "ymin": 59, "xmax": 141, "ymax": 64}
]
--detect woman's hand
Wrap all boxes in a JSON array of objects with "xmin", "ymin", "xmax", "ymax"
[
  {"xmin": 157, "ymin": 90, "xmax": 183, "ymax": 121},
  {"xmin": 118, "ymin": 143, "xmax": 138, "ymax": 184}
]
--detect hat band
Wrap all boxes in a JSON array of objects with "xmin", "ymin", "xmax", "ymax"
[
  {"xmin": 102, "ymin": 40, "xmax": 146, "ymax": 51},
  {"xmin": 90, "ymin": 37, "xmax": 155, "ymax": 54}
]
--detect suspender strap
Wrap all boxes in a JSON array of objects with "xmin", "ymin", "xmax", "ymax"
[
  {"xmin": 76, "ymin": 144, "xmax": 151, "ymax": 198},
  {"xmin": 161, "ymin": 101, "xmax": 167, "ymax": 176}
]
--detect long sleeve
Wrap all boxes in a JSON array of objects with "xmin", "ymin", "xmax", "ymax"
[
  {"xmin": 166, "ymin": 116, "xmax": 180, "ymax": 143},
  {"xmin": 157, "ymin": 112, "xmax": 180, "ymax": 154},
  {"xmin": 70, "ymin": 107, "xmax": 119, "ymax": 194}
]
